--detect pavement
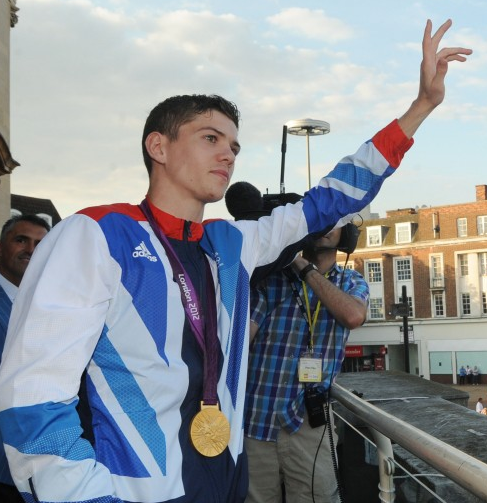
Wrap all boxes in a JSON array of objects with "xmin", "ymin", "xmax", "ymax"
[
  {"xmin": 450, "ymin": 383, "xmax": 487, "ymax": 410},
  {"xmin": 335, "ymin": 372, "xmax": 487, "ymax": 502}
]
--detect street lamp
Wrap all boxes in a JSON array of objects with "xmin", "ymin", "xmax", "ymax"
[{"xmin": 286, "ymin": 118, "xmax": 330, "ymax": 190}]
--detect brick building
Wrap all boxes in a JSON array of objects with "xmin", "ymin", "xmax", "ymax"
[{"xmin": 339, "ymin": 185, "xmax": 487, "ymax": 384}]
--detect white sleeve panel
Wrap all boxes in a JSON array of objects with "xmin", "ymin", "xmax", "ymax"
[
  {"xmin": 0, "ymin": 214, "xmax": 121, "ymax": 410},
  {"xmin": 231, "ymin": 200, "xmax": 307, "ymax": 273}
]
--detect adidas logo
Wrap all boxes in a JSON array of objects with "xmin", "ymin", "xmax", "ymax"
[{"xmin": 132, "ymin": 241, "xmax": 158, "ymax": 262}]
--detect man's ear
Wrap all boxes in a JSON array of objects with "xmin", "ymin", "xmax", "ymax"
[{"xmin": 145, "ymin": 131, "xmax": 168, "ymax": 165}]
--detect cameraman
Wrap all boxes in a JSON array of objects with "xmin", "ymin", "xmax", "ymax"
[{"xmin": 244, "ymin": 225, "xmax": 368, "ymax": 502}]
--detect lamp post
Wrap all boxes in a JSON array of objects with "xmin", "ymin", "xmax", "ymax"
[
  {"xmin": 401, "ymin": 285, "xmax": 410, "ymax": 374},
  {"xmin": 285, "ymin": 118, "xmax": 330, "ymax": 190}
]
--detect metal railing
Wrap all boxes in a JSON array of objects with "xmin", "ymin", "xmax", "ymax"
[{"xmin": 331, "ymin": 383, "xmax": 487, "ymax": 502}]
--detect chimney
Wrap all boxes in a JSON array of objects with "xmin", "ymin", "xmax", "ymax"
[{"xmin": 476, "ymin": 185, "xmax": 487, "ymax": 202}]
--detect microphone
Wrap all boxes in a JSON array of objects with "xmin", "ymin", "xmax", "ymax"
[
  {"xmin": 225, "ymin": 181, "xmax": 266, "ymax": 221},
  {"xmin": 225, "ymin": 181, "xmax": 303, "ymax": 221}
]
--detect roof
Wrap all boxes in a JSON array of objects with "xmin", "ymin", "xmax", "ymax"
[{"xmin": 11, "ymin": 194, "xmax": 62, "ymax": 226}]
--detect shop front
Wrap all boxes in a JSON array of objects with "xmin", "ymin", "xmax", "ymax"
[{"xmin": 342, "ymin": 345, "xmax": 387, "ymax": 373}]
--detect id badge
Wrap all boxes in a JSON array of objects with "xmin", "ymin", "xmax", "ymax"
[{"xmin": 298, "ymin": 351, "xmax": 323, "ymax": 383}]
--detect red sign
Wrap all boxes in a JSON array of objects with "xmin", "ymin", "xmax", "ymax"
[
  {"xmin": 374, "ymin": 357, "xmax": 385, "ymax": 370},
  {"xmin": 345, "ymin": 345, "xmax": 363, "ymax": 357}
]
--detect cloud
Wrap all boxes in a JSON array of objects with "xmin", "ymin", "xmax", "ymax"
[
  {"xmin": 267, "ymin": 8, "xmax": 355, "ymax": 43},
  {"xmin": 8, "ymin": 0, "xmax": 486, "ymax": 221}
]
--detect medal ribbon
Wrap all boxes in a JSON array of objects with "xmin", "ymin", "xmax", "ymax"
[{"xmin": 139, "ymin": 199, "xmax": 219, "ymax": 406}]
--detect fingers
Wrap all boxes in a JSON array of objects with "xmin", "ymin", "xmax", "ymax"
[
  {"xmin": 437, "ymin": 47, "xmax": 473, "ymax": 61},
  {"xmin": 431, "ymin": 18, "xmax": 453, "ymax": 47},
  {"xmin": 442, "ymin": 54, "xmax": 470, "ymax": 63},
  {"xmin": 423, "ymin": 18, "xmax": 451, "ymax": 53},
  {"xmin": 434, "ymin": 59, "xmax": 449, "ymax": 80},
  {"xmin": 425, "ymin": 19, "xmax": 471, "ymax": 54},
  {"xmin": 424, "ymin": 19, "xmax": 473, "ymax": 65},
  {"xmin": 422, "ymin": 19, "xmax": 432, "ymax": 52}
]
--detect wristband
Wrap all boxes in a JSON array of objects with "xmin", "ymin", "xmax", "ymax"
[{"xmin": 298, "ymin": 263, "xmax": 319, "ymax": 282}]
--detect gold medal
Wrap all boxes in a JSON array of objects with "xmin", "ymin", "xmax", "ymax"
[{"xmin": 190, "ymin": 402, "xmax": 230, "ymax": 457}]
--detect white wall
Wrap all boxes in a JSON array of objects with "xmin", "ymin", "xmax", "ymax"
[{"xmin": 348, "ymin": 318, "xmax": 487, "ymax": 379}]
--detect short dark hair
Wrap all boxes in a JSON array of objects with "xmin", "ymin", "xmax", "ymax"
[
  {"xmin": 1, "ymin": 214, "xmax": 51, "ymax": 242},
  {"xmin": 141, "ymin": 94, "xmax": 241, "ymax": 174}
]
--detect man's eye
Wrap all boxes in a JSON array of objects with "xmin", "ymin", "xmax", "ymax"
[{"xmin": 205, "ymin": 135, "xmax": 217, "ymax": 143}]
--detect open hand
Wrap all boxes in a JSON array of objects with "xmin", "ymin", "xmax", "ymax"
[{"xmin": 418, "ymin": 19, "xmax": 472, "ymax": 110}]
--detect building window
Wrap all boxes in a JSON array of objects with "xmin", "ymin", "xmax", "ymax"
[
  {"xmin": 395, "ymin": 222, "xmax": 412, "ymax": 244},
  {"xmin": 366, "ymin": 261, "xmax": 382, "ymax": 283},
  {"xmin": 462, "ymin": 293, "xmax": 471, "ymax": 315},
  {"xmin": 369, "ymin": 298, "xmax": 384, "ymax": 319},
  {"xmin": 457, "ymin": 217, "xmax": 467, "ymax": 237},
  {"xmin": 394, "ymin": 256, "xmax": 414, "ymax": 317},
  {"xmin": 483, "ymin": 292, "xmax": 487, "ymax": 315},
  {"xmin": 430, "ymin": 254, "xmax": 444, "ymax": 288},
  {"xmin": 431, "ymin": 255, "xmax": 441, "ymax": 276},
  {"xmin": 367, "ymin": 227, "xmax": 382, "ymax": 247},
  {"xmin": 396, "ymin": 258, "xmax": 412, "ymax": 281},
  {"xmin": 480, "ymin": 253, "xmax": 487, "ymax": 276},
  {"xmin": 458, "ymin": 254, "xmax": 469, "ymax": 276},
  {"xmin": 477, "ymin": 216, "xmax": 487, "ymax": 236},
  {"xmin": 433, "ymin": 292, "xmax": 445, "ymax": 317}
]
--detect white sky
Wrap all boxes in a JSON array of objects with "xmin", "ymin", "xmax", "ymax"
[{"xmin": 8, "ymin": 0, "xmax": 487, "ymax": 220}]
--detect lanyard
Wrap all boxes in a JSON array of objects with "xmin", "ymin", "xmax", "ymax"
[
  {"xmin": 139, "ymin": 199, "xmax": 219, "ymax": 406},
  {"xmin": 285, "ymin": 267, "xmax": 330, "ymax": 352},
  {"xmin": 302, "ymin": 283, "xmax": 323, "ymax": 352}
]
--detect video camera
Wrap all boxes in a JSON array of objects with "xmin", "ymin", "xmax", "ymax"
[{"xmin": 224, "ymin": 124, "xmax": 361, "ymax": 255}]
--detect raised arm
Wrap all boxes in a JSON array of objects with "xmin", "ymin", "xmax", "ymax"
[
  {"xmin": 232, "ymin": 19, "xmax": 472, "ymax": 286},
  {"xmin": 291, "ymin": 255, "xmax": 367, "ymax": 329},
  {"xmin": 398, "ymin": 19, "xmax": 472, "ymax": 139}
]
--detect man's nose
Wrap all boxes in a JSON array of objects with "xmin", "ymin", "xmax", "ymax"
[
  {"xmin": 24, "ymin": 240, "xmax": 36, "ymax": 254},
  {"xmin": 219, "ymin": 144, "xmax": 236, "ymax": 164}
]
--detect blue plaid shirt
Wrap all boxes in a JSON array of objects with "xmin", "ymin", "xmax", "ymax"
[{"xmin": 244, "ymin": 264, "xmax": 369, "ymax": 441}]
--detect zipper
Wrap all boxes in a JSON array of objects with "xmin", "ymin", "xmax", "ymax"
[{"xmin": 183, "ymin": 220, "xmax": 192, "ymax": 240}]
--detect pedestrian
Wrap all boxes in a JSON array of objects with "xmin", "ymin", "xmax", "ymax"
[
  {"xmin": 467, "ymin": 365, "xmax": 473, "ymax": 385},
  {"xmin": 473, "ymin": 365, "xmax": 480, "ymax": 385},
  {"xmin": 459, "ymin": 365, "xmax": 466, "ymax": 385},
  {"xmin": 476, "ymin": 398, "xmax": 484, "ymax": 413},
  {"xmin": 0, "ymin": 19, "xmax": 472, "ymax": 503},
  {"xmin": 245, "ymin": 224, "xmax": 366, "ymax": 502}
]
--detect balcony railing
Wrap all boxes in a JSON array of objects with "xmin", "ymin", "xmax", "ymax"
[
  {"xmin": 430, "ymin": 276, "xmax": 445, "ymax": 289},
  {"xmin": 331, "ymin": 383, "xmax": 487, "ymax": 502}
]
